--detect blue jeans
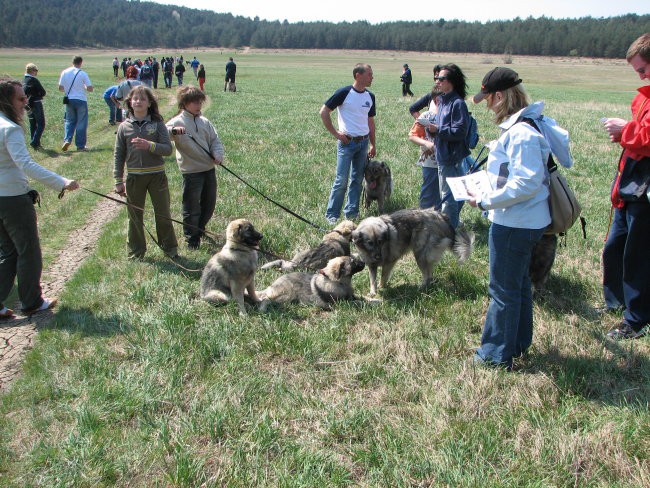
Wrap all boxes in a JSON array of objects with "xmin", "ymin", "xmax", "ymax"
[
  {"xmin": 104, "ymin": 97, "xmax": 122, "ymax": 124},
  {"xmin": 177, "ymin": 75, "xmax": 183, "ymax": 86},
  {"xmin": 326, "ymin": 138, "xmax": 368, "ymax": 220},
  {"xmin": 438, "ymin": 160, "xmax": 465, "ymax": 228},
  {"xmin": 476, "ymin": 223, "xmax": 545, "ymax": 368},
  {"xmin": 420, "ymin": 166, "xmax": 441, "ymax": 209},
  {"xmin": 182, "ymin": 169, "xmax": 217, "ymax": 246},
  {"xmin": 602, "ymin": 202, "xmax": 650, "ymax": 330},
  {"xmin": 27, "ymin": 101, "xmax": 45, "ymax": 147},
  {"xmin": 164, "ymin": 72, "xmax": 172, "ymax": 88},
  {"xmin": 63, "ymin": 99, "xmax": 88, "ymax": 149}
]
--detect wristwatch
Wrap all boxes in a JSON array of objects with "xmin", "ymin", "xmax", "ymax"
[{"xmin": 477, "ymin": 201, "xmax": 486, "ymax": 211}]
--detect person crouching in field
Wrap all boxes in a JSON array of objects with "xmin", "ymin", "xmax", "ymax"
[
  {"xmin": 113, "ymin": 86, "xmax": 178, "ymax": 260},
  {"xmin": 166, "ymin": 86, "xmax": 224, "ymax": 250}
]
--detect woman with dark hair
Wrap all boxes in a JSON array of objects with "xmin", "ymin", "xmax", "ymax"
[
  {"xmin": 113, "ymin": 85, "xmax": 178, "ymax": 259},
  {"xmin": 468, "ymin": 67, "xmax": 551, "ymax": 369},
  {"xmin": 429, "ymin": 63, "xmax": 471, "ymax": 228},
  {"xmin": 0, "ymin": 78, "xmax": 79, "ymax": 319}
]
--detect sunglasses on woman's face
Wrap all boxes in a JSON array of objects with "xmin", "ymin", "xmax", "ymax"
[{"xmin": 434, "ymin": 76, "xmax": 448, "ymax": 82}]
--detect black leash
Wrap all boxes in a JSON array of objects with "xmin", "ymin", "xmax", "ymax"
[
  {"xmin": 183, "ymin": 132, "xmax": 327, "ymax": 233},
  {"xmin": 78, "ymin": 186, "xmax": 311, "ymax": 271}
]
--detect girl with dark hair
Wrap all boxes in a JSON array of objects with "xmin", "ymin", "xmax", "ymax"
[
  {"xmin": 113, "ymin": 86, "xmax": 178, "ymax": 259},
  {"xmin": 429, "ymin": 63, "xmax": 471, "ymax": 228},
  {"xmin": 0, "ymin": 78, "xmax": 79, "ymax": 318}
]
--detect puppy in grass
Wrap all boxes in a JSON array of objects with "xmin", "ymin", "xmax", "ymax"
[
  {"xmin": 258, "ymin": 255, "xmax": 365, "ymax": 311},
  {"xmin": 200, "ymin": 219, "xmax": 263, "ymax": 315}
]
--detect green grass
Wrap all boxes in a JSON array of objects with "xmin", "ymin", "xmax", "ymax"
[{"xmin": 1, "ymin": 48, "xmax": 649, "ymax": 487}]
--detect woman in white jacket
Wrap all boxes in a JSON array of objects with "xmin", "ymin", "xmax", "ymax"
[
  {"xmin": 468, "ymin": 68, "xmax": 551, "ymax": 370},
  {"xmin": 0, "ymin": 78, "xmax": 78, "ymax": 319}
]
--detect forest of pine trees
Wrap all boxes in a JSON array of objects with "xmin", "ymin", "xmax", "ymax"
[{"xmin": 1, "ymin": 0, "xmax": 649, "ymax": 58}]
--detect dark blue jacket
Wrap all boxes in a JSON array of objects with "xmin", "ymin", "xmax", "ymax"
[{"xmin": 434, "ymin": 91, "xmax": 470, "ymax": 165}]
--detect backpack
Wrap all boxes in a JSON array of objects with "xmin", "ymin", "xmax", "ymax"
[
  {"xmin": 466, "ymin": 113, "xmax": 479, "ymax": 150},
  {"xmin": 520, "ymin": 118, "xmax": 584, "ymax": 236}
]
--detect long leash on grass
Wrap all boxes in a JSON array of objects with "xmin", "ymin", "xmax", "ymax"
[
  {"xmin": 184, "ymin": 133, "xmax": 327, "ymax": 233},
  {"xmin": 76, "ymin": 187, "xmax": 317, "ymax": 272}
]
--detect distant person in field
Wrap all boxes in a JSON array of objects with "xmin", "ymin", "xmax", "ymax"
[
  {"xmin": 113, "ymin": 86, "xmax": 178, "ymax": 260},
  {"xmin": 190, "ymin": 56, "xmax": 200, "ymax": 78},
  {"xmin": 152, "ymin": 57, "xmax": 160, "ymax": 89},
  {"xmin": 163, "ymin": 57, "xmax": 173, "ymax": 88},
  {"xmin": 175, "ymin": 59, "xmax": 186, "ymax": 86},
  {"xmin": 0, "ymin": 77, "xmax": 80, "ymax": 320},
  {"xmin": 224, "ymin": 57, "xmax": 236, "ymax": 92},
  {"xmin": 320, "ymin": 63, "xmax": 376, "ymax": 224},
  {"xmin": 103, "ymin": 85, "xmax": 123, "ymax": 126},
  {"xmin": 112, "ymin": 66, "xmax": 142, "ymax": 120},
  {"xmin": 121, "ymin": 57, "xmax": 128, "ymax": 77},
  {"xmin": 138, "ymin": 59, "xmax": 154, "ymax": 88},
  {"xmin": 112, "ymin": 57, "xmax": 119, "ymax": 77},
  {"xmin": 167, "ymin": 85, "xmax": 224, "ymax": 250},
  {"xmin": 600, "ymin": 32, "xmax": 650, "ymax": 340},
  {"xmin": 401, "ymin": 63, "xmax": 413, "ymax": 97},
  {"xmin": 197, "ymin": 64, "xmax": 206, "ymax": 91},
  {"xmin": 58, "ymin": 55, "xmax": 93, "ymax": 152},
  {"xmin": 22, "ymin": 63, "xmax": 46, "ymax": 150}
]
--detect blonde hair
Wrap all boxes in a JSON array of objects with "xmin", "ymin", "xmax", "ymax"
[
  {"xmin": 25, "ymin": 63, "xmax": 38, "ymax": 73},
  {"xmin": 490, "ymin": 84, "xmax": 531, "ymax": 124}
]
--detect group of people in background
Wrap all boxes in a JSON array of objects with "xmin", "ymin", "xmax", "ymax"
[{"xmin": 2, "ymin": 35, "xmax": 649, "ymax": 368}]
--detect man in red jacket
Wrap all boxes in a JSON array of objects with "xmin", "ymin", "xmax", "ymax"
[{"xmin": 601, "ymin": 33, "xmax": 650, "ymax": 340}]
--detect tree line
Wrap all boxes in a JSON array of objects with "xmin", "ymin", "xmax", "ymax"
[{"xmin": 1, "ymin": 0, "xmax": 649, "ymax": 58}]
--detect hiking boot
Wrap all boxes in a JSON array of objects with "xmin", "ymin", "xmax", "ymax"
[
  {"xmin": 61, "ymin": 141, "xmax": 71, "ymax": 151},
  {"xmin": 606, "ymin": 322, "xmax": 648, "ymax": 340}
]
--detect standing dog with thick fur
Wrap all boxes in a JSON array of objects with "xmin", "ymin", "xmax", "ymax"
[
  {"xmin": 363, "ymin": 160, "xmax": 393, "ymax": 214},
  {"xmin": 258, "ymin": 256, "xmax": 365, "ymax": 311},
  {"xmin": 200, "ymin": 219, "xmax": 263, "ymax": 314},
  {"xmin": 352, "ymin": 208, "xmax": 474, "ymax": 295},
  {"xmin": 261, "ymin": 220, "xmax": 356, "ymax": 272}
]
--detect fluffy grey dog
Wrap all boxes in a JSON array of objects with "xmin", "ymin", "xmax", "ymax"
[
  {"xmin": 200, "ymin": 219, "xmax": 263, "ymax": 315},
  {"xmin": 352, "ymin": 208, "xmax": 474, "ymax": 295},
  {"xmin": 363, "ymin": 160, "xmax": 393, "ymax": 214},
  {"xmin": 261, "ymin": 220, "xmax": 356, "ymax": 272},
  {"xmin": 258, "ymin": 255, "xmax": 365, "ymax": 311}
]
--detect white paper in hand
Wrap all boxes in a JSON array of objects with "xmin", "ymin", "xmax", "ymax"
[{"xmin": 446, "ymin": 171, "xmax": 492, "ymax": 201}]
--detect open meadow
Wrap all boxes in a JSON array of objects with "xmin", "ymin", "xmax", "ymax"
[{"xmin": 0, "ymin": 47, "xmax": 648, "ymax": 487}]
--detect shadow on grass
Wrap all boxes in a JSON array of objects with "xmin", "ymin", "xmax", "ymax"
[
  {"xmin": 522, "ymin": 336, "xmax": 650, "ymax": 407},
  {"xmin": 42, "ymin": 305, "xmax": 130, "ymax": 337},
  {"xmin": 535, "ymin": 273, "xmax": 596, "ymax": 319}
]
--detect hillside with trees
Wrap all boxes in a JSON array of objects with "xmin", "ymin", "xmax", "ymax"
[{"xmin": 1, "ymin": 0, "xmax": 649, "ymax": 58}]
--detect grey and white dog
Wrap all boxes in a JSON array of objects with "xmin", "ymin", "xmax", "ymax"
[
  {"xmin": 200, "ymin": 219, "xmax": 263, "ymax": 315},
  {"xmin": 352, "ymin": 208, "xmax": 474, "ymax": 295},
  {"xmin": 261, "ymin": 220, "xmax": 356, "ymax": 272},
  {"xmin": 258, "ymin": 255, "xmax": 365, "ymax": 311}
]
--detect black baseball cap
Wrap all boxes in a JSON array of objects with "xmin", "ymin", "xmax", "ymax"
[{"xmin": 473, "ymin": 67, "xmax": 522, "ymax": 103}]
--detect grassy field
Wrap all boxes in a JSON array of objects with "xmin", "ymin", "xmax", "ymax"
[{"xmin": 0, "ymin": 47, "xmax": 648, "ymax": 487}]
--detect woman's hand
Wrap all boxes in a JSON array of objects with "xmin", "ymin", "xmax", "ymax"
[{"xmin": 64, "ymin": 180, "xmax": 79, "ymax": 191}]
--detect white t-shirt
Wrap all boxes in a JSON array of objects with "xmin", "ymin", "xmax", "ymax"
[{"xmin": 58, "ymin": 67, "xmax": 92, "ymax": 101}]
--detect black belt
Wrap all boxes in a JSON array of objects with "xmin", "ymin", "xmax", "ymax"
[{"xmin": 346, "ymin": 134, "xmax": 369, "ymax": 142}]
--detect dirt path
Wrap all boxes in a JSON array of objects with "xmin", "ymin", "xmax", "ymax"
[{"xmin": 0, "ymin": 197, "xmax": 122, "ymax": 391}]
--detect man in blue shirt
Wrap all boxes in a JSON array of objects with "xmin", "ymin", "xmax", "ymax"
[{"xmin": 320, "ymin": 63, "xmax": 377, "ymax": 224}]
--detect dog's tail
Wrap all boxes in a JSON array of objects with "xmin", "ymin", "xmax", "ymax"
[
  {"xmin": 261, "ymin": 259, "xmax": 296, "ymax": 271},
  {"xmin": 452, "ymin": 225, "xmax": 475, "ymax": 263}
]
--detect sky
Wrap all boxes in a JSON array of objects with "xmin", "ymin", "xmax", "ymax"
[{"xmin": 148, "ymin": 0, "xmax": 650, "ymax": 24}]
